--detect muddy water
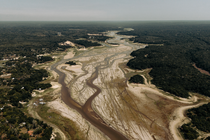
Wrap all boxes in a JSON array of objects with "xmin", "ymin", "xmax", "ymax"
[{"xmin": 51, "ymin": 31, "xmax": 144, "ymax": 140}]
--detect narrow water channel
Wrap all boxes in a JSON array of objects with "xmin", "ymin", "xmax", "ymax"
[{"xmin": 50, "ymin": 31, "xmax": 143, "ymax": 140}]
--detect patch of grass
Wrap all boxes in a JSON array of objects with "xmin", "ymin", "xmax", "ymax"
[
  {"xmin": 0, "ymin": 60, "xmax": 6, "ymax": 67},
  {"xmin": 37, "ymin": 104, "xmax": 85, "ymax": 140},
  {"xmin": 74, "ymin": 48, "xmax": 84, "ymax": 56},
  {"xmin": 55, "ymin": 132, "xmax": 62, "ymax": 140},
  {"xmin": 154, "ymin": 100, "xmax": 166, "ymax": 109}
]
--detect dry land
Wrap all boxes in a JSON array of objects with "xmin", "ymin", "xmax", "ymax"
[{"xmin": 26, "ymin": 30, "xmax": 210, "ymax": 140}]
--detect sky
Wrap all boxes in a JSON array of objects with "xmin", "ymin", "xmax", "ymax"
[{"xmin": 0, "ymin": 0, "xmax": 210, "ymax": 21}]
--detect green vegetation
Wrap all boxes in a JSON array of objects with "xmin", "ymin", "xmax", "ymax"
[
  {"xmin": 92, "ymin": 36, "xmax": 111, "ymax": 42},
  {"xmin": 179, "ymin": 123, "xmax": 199, "ymax": 140},
  {"xmin": 119, "ymin": 22, "xmax": 210, "ymax": 98},
  {"xmin": 3, "ymin": 60, "xmax": 51, "ymax": 106},
  {"xmin": 128, "ymin": 75, "xmax": 144, "ymax": 84},
  {"xmin": 37, "ymin": 56, "xmax": 53, "ymax": 63},
  {"xmin": 0, "ymin": 106, "xmax": 52, "ymax": 140},
  {"xmin": 179, "ymin": 103, "xmax": 210, "ymax": 140},
  {"xmin": 117, "ymin": 21, "xmax": 210, "ymax": 140},
  {"xmin": 126, "ymin": 45, "xmax": 210, "ymax": 98},
  {"xmin": 65, "ymin": 61, "xmax": 76, "ymax": 65},
  {"xmin": 37, "ymin": 105, "xmax": 85, "ymax": 140},
  {"xmin": 187, "ymin": 103, "xmax": 210, "ymax": 132},
  {"xmin": 0, "ymin": 22, "xmax": 119, "ymax": 60},
  {"xmin": 0, "ymin": 58, "xmax": 52, "ymax": 139},
  {"xmin": 2, "ymin": 21, "xmax": 210, "ymax": 140},
  {"xmin": 206, "ymin": 136, "xmax": 210, "ymax": 140}
]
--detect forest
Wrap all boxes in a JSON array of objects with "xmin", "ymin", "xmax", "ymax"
[
  {"xmin": 0, "ymin": 21, "xmax": 119, "ymax": 60},
  {"xmin": 179, "ymin": 123, "xmax": 199, "ymax": 140},
  {"xmin": 118, "ymin": 21, "xmax": 210, "ymax": 98},
  {"xmin": 118, "ymin": 21, "xmax": 210, "ymax": 140},
  {"xmin": 179, "ymin": 103, "xmax": 210, "ymax": 139},
  {"xmin": 187, "ymin": 103, "xmax": 210, "ymax": 132},
  {"xmin": 128, "ymin": 75, "xmax": 144, "ymax": 84},
  {"xmin": 65, "ymin": 61, "xmax": 76, "ymax": 65},
  {"xmin": 74, "ymin": 40, "xmax": 101, "ymax": 48},
  {"xmin": 0, "ymin": 57, "xmax": 52, "ymax": 139},
  {"xmin": 2, "ymin": 21, "xmax": 210, "ymax": 139},
  {"xmin": 0, "ymin": 22, "xmax": 120, "ymax": 139},
  {"xmin": 0, "ymin": 106, "xmax": 53, "ymax": 140}
]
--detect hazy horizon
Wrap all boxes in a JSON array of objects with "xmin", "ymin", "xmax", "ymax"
[{"xmin": 1, "ymin": 0, "xmax": 210, "ymax": 21}]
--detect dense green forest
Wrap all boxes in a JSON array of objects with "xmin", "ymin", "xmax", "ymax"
[
  {"xmin": 127, "ymin": 45, "xmax": 210, "ymax": 98},
  {"xmin": 118, "ymin": 22, "xmax": 210, "ymax": 98},
  {"xmin": 187, "ymin": 103, "xmax": 210, "ymax": 132},
  {"xmin": 179, "ymin": 103, "xmax": 210, "ymax": 140},
  {"xmin": 179, "ymin": 123, "xmax": 199, "ymax": 140},
  {"xmin": 65, "ymin": 61, "xmax": 76, "ymax": 65},
  {"xmin": 74, "ymin": 40, "xmax": 101, "ymax": 47},
  {"xmin": 0, "ymin": 21, "xmax": 119, "ymax": 59},
  {"xmin": 0, "ymin": 59, "xmax": 51, "ymax": 104},
  {"xmin": 0, "ymin": 58, "xmax": 52, "ymax": 139},
  {"xmin": 128, "ymin": 75, "xmax": 144, "ymax": 84},
  {"xmin": 0, "ymin": 106, "xmax": 52, "ymax": 140},
  {"xmin": 91, "ymin": 36, "xmax": 111, "ymax": 42}
]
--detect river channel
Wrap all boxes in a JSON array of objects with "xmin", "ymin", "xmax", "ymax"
[{"xmin": 50, "ymin": 31, "xmax": 145, "ymax": 140}]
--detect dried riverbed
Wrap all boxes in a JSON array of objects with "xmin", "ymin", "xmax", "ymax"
[{"xmin": 49, "ymin": 31, "xmax": 206, "ymax": 140}]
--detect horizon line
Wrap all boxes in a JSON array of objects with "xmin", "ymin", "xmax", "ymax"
[{"xmin": 1, "ymin": 20, "xmax": 210, "ymax": 22}]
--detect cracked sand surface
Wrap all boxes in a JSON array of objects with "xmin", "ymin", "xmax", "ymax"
[{"xmin": 46, "ymin": 30, "xmax": 208, "ymax": 140}]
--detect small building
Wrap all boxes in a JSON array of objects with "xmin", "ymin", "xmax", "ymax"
[
  {"xmin": 0, "ymin": 106, "xmax": 4, "ymax": 110},
  {"xmin": 19, "ymin": 122, "xmax": 26, "ymax": 127}
]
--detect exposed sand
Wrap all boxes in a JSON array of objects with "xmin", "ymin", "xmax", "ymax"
[
  {"xmin": 129, "ymin": 82, "xmax": 198, "ymax": 104},
  {"xmin": 0, "ymin": 73, "xmax": 11, "ymax": 78},
  {"xmin": 51, "ymin": 71, "xmax": 59, "ymax": 79},
  {"xmin": 127, "ymin": 82, "xmax": 205, "ymax": 140},
  {"xmin": 42, "ymin": 30, "xmax": 209, "ymax": 140},
  {"xmin": 56, "ymin": 63, "xmax": 95, "ymax": 105},
  {"xmin": 33, "ymin": 55, "xmax": 109, "ymax": 140},
  {"xmin": 51, "ymin": 82, "xmax": 61, "ymax": 89},
  {"xmin": 65, "ymin": 65, "xmax": 84, "ymax": 74},
  {"xmin": 48, "ymin": 98, "xmax": 110, "ymax": 140},
  {"xmin": 78, "ymin": 47, "xmax": 87, "ymax": 51},
  {"xmin": 169, "ymin": 102, "xmax": 208, "ymax": 140},
  {"xmin": 92, "ymin": 57, "xmax": 155, "ymax": 140},
  {"xmin": 63, "ymin": 49, "xmax": 75, "ymax": 59}
]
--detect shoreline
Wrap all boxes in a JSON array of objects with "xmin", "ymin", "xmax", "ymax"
[{"xmin": 33, "ymin": 30, "xmax": 209, "ymax": 140}]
